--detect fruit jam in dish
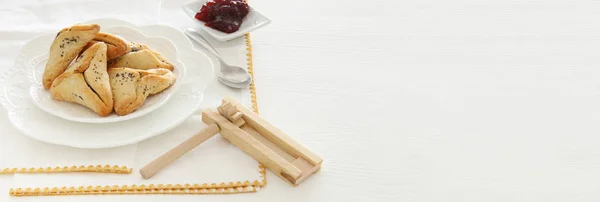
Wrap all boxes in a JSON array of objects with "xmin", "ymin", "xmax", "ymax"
[{"xmin": 194, "ymin": 0, "xmax": 250, "ymax": 34}]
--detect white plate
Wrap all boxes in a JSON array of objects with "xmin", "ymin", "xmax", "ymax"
[
  {"xmin": 182, "ymin": 0, "xmax": 271, "ymax": 41},
  {"xmin": 0, "ymin": 18, "xmax": 215, "ymax": 149},
  {"xmin": 27, "ymin": 26, "xmax": 187, "ymax": 123}
]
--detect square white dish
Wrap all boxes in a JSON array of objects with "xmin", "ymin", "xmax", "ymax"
[{"xmin": 182, "ymin": 0, "xmax": 271, "ymax": 41}]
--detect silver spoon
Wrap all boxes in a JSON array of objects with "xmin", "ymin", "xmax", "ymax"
[{"xmin": 184, "ymin": 28, "xmax": 252, "ymax": 88}]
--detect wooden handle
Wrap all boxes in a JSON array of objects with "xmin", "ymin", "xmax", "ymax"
[{"xmin": 139, "ymin": 124, "xmax": 220, "ymax": 179}]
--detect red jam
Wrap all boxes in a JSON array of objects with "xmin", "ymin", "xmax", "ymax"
[{"xmin": 194, "ymin": 0, "xmax": 250, "ymax": 33}]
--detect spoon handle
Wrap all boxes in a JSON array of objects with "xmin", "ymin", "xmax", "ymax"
[{"xmin": 184, "ymin": 28, "xmax": 221, "ymax": 57}]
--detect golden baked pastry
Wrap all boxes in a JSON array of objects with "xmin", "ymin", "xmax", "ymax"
[
  {"xmin": 40, "ymin": 22, "xmax": 179, "ymax": 117},
  {"xmin": 109, "ymin": 67, "xmax": 176, "ymax": 116},
  {"xmin": 42, "ymin": 24, "xmax": 100, "ymax": 89},
  {"xmin": 83, "ymin": 43, "xmax": 113, "ymax": 110},
  {"xmin": 83, "ymin": 32, "xmax": 131, "ymax": 60},
  {"xmin": 49, "ymin": 42, "xmax": 113, "ymax": 116},
  {"xmin": 108, "ymin": 42, "xmax": 174, "ymax": 71}
]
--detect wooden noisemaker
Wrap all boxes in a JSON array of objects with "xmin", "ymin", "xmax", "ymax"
[{"xmin": 139, "ymin": 97, "xmax": 322, "ymax": 186}]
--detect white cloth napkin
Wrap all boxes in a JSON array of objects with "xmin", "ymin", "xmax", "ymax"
[
  {"xmin": 0, "ymin": 0, "xmax": 162, "ymax": 174},
  {"xmin": 2, "ymin": 0, "xmax": 264, "ymax": 196}
]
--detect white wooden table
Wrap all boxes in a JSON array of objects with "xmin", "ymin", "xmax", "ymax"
[{"xmin": 1, "ymin": 0, "xmax": 600, "ymax": 201}]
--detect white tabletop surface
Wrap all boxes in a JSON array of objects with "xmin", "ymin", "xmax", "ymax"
[{"xmin": 2, "ymin": 0, "xmax": 600, "ymax": 201}]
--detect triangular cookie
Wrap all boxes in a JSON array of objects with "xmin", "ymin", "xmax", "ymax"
[
  {"xmin": 108, "ymin": 42, "xmax": 174, "ymax": 71},
  {"xmin": 109, "ymin": 67, "xmax": 176, "ymax": 116},
  {"xmin": 83, "ymin": 42, "xmax": 113, "ymax": 110},
  {"xmin": 83, "ymin": 32, "xmax": 131, "ymax": 61},
  {"xmin": 49, "ymin": 42, "xmax": 113, "ymax": 117},
  {"xmin": 139, "ymin": 68, "xmax": 177, "ymax": 94},
  {"xmin": 43, "ymin": 23, "xmax": 100, "ymax": 89},
  {"xmin": 63, "ymin": 40, "xmax": 101, "ymax": 74},
  {"xmin": 49, "ymin": 72, "xmax": 113, "ymax": 117}
]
